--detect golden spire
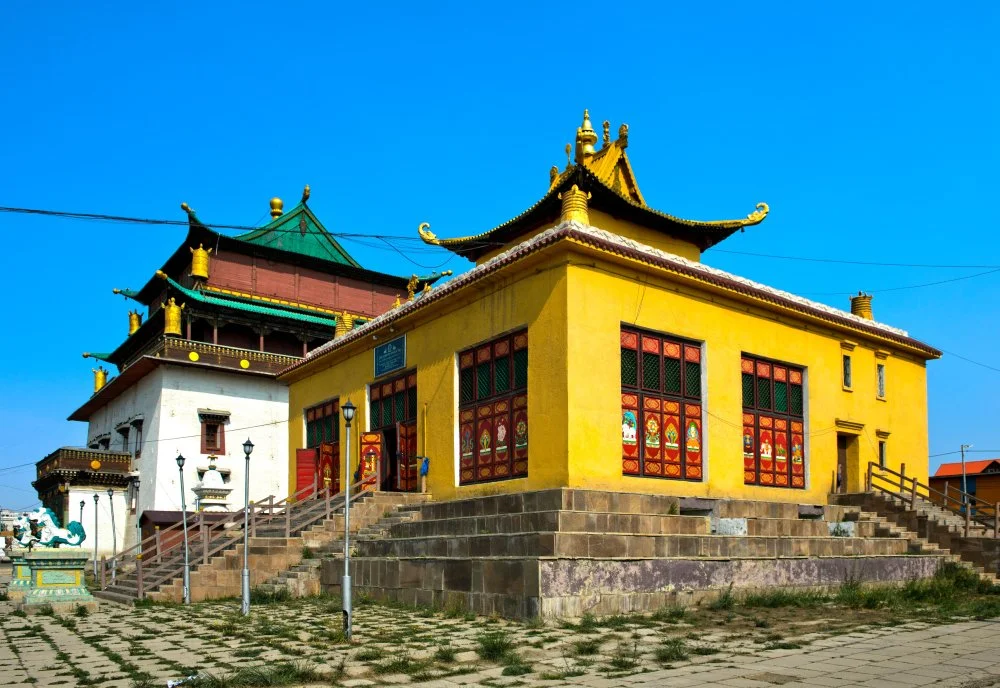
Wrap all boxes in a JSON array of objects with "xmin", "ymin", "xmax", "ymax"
[
  {"xmin": 162, "ymin": 297, "xmax": 185, "ymax": 336},
  {"xmin": 575, "ymin": 109, "xmax": 598, "ymax": 163},
  {"xmin": 269, "ymin": 197, "xmax": 284, "ymax": 219},
  {"xmin": 602, "ymin": 120, "xmax": 610, "ymax": 148},
  {"xmin": 301, "ymin": 184, "xmax": 311, "ymax": 204},
  {"xmin": 406, "ymin": 275, "xmax": 420, "ymax": 301},
  {"xmin": 128, "ymin": 310, "xmax": 143, "ymax": 336},
  {"xmin": 335, "ymin": 311, "xmax": 355, "ymax": 338},
  {"xmin": 92, "ymin": 367, "xmax": 108, "ymax": 393},
  {"xmin": 558, "ymin": 184, "xmax": 592, "ymax": 225},
  {"xmin": 189, "ymin": 243, "xmax": 212, "ymax": 280}
]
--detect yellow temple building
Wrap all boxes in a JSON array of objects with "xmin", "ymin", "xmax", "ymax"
[{"xmin": 280, "ymin": 111, "xmax": 940, "ymax": 508}]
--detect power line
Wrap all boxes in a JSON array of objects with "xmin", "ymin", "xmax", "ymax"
[
  {"xmin": 803, "ymin": 269, "xmax": 1000, "ymax": 296},
  {"xmin": 0, "ymin": 462, "xmax": 35, "ymax": 473},
  {"xmin": 709, "ymin": 247, "xmax": 1000, "ymax": 270},
  {"xmin": 940, "ymin": 348, "xmax": 1000, "ymax": 375}
]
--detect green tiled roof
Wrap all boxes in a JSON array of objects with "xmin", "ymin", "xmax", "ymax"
[
  {"xmin": 235, "ymin": 203, "xmax": 361, "ymax": 268},
  {"xmin": 162, "ymin": 275, "xmax": 337, "ymax": 327}
]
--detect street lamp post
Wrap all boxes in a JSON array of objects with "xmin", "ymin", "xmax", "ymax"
[
  {"xmin": 92, "ymin": 493, "xmax": 99, "ymax": 576},
  {"xmin": 240, "ymin": 438, "xmax": 254, "ymax": 616},
  {"xmin": 79, "ymin": 500, "xmax": 84, "ymax": 528},
  {"xmin": 341, "ymin": 400, "xmax": 356, "ymax": 639},
  {"xmin": 176, "ymin": 454, "xmax": 191, "ymax": 604},
  {"xmin": 107, "ymin": 488, "xmax": 117, "ymax": 582},
  {"xmin": 133, "ymin": 477, "xmax": 141, "ymax": 555}
]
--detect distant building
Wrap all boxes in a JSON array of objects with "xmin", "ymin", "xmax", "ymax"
[
  {"xmin": 930, "ymin": 459, "xmax": 1000, "ymax": 511},
  {"xmin": 34, "ymin": 188, "xmax": 446, "ymax": 556}
]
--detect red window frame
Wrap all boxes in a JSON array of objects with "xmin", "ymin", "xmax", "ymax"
[
  {"xmin": 201, "ymin": 420, "xmax": 225, "ymax": 454},
  {"xmin": 741, "ymin": 354, "xmax": 805, "ymax": 488},
  {"xmin": 458, "ymin": 330, "xmax": 528, "ymax": 485},
  {"xmin": 621, "ymin": 327, "xmax": 704, "ymax": 481}
]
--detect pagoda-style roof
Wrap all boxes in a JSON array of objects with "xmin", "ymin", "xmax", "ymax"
[
  {"xmin": 122, "ymin": 189, "xmax": 417, "ymax": 306},
  {"xmin": 234, "ymin": 190, "xmax": 362, "ymax": 267},
  {"xmin": 417, "ymin": 111, "xmax": 769, "ymax": 261}
]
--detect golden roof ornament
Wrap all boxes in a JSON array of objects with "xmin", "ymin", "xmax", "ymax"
[
  {"xmin": 92, "ymin": 367, "xmax": 108, "ymax": 393},
  {"xmin": 850, "ymin": 291, "xmax": 874, "ymax": 320},
  {"xmin": 549, "ymin": 165, "xmax": 559, "ymax": 186},
  {"xmin": 128, "ymin": 310, "xmax": 143, "ymax": 336},
  {"xmin": 162, "ymin": 297, "xmax": 185, "ymax": 336},
  {"xmin": 564, "ymin": 143, "xmax": 572, "ymax": 170},
  {"xmin": 335, "ymin": 311, "xmax": 355, "ymax": 338},
  {"xmin": 617, "ymin": 123, "xmax": 629, "ymax": 148},
  {"xmin": 269, "ymin": 197, "xmax": 284, "ymax": 219},
  {"xmin": 406, "ymin": 275, "xmax": 420, "ymax": 301},
  {"xmin": 422, "ymin": 282, "xmax": 431, "ymax": 294},
  {"xmin": 393, "ymin": 295, "xmax": 402, "ymax": 309},
  {"xmin": 180, "ymin": 202, "xmax": 196, "ymax": 217},
  {"xmin": 602, "ymin": 120, "xmax": 611, "ymax": 148},
  {"xmin": 558, "ymin": 184, "xmax": 592, "ymax": 225},
  {"xmin": 301, "ymin": 184, "xmax": 311, "ymax": 204},
  {"xmin": 189, "ymin": 243, "xmax": 212, "ymax": 280},
  {"xmin": 575, "ymin": 109, "xmax": 598, "ymax": 162}
]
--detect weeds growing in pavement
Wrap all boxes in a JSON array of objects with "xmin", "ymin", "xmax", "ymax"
[
  {"xmin": 476, "ymin": 629, "xmax": 516, "ymax": 662},
  {"xmin": 708, "ymin": 584, "xmax": 735, "ymax": 611},
  {"xmin": 651, "ymin": 606, "xmax": 686, "ymax": 623},
  {"xmin": 434, "ymin": 645, "xmax": 457, "ymax": 662},
  {"xmin": 572, "ymin": 638, "xmax": 601, "ymax": 656},
  {"xmin": 654, "ymin": 637, "xmax": 689, "ymax": 663},
  {"xmin": 607, "ymin": 639, "xmax": 641, "ymax": 672}
]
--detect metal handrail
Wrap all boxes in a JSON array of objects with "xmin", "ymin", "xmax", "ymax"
[
  {"xmin": 866, "ymin": 462, "xmax": 999, "ymax": 538},
  {"xmin": 101, "ymin": 477, "xmax": 371, "ymax": 598}
]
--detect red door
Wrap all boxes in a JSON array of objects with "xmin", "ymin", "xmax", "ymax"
[
  {"xmin": 295, "ymin": 448, "xmax": 318, "ymax": 497},
  {"xmin": 397, "ymin": 422, "xmax": 418, "ymax": 492},
  {"xmin": 359, "ymin": 432, "xmax": 382, "ymax": 491},
  {"xmin": 319, "ymin": 441, "xmax": 341, "ymax": 495}
]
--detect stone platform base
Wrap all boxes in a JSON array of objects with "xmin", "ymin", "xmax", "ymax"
[{"xmin": 21, "ymin": 599, "xmax": 99, "ymax": 615}]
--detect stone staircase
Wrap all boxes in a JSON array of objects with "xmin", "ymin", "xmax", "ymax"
[
  {"xmin": 93, "ymin": 489, "xmax": 427, "ymax": 605},
  {"xmin": 255, "ymin": 499, "xmax": 426, "ymax": 599},
  {"xmin": 834, "ymin": 491, "xmax": 1000, "ymax": 581},
  {"xmin": 316, "ymin": 488, "xmax": 953, "ymax": 618}
]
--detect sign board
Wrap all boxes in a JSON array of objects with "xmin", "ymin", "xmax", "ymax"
[{"xmin": 374, "ymin": 335, "xmax": 406, "ymax": 378}]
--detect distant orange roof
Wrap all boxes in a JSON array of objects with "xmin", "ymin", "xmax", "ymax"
[{"xmin": 933, "ymin": 459, "xmax": 1000, "ymax": 478}]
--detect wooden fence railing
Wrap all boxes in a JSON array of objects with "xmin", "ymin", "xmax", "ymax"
[{"xmin": 866, "ymin": 461, "xmax": 999, "ymax": 539}]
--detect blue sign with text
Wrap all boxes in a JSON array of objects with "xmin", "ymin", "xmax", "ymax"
[{"xmin": 374, "ymin": 335, "xmax": 406, "ymax": 378}]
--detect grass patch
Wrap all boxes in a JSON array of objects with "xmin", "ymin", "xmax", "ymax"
[
  {"xmin": 74, "ymin": 604, "xmax": 89, "ymax": 617},
  {"xmin": 434, "ymin": 645, "xmax": 457, "ymax": 662},
  {"xmin": 371, "ymin": 653, "xmax": 431, "ymax": 676},
  {"xmin": 476, "ymin": 629, "xmax": 516, "ymax": 662},
  {"xmin": 189, "ymin": 660, "xmax": 321, "ymax": 687},
  {"xmin": 607, "ymin": 640, "xmax": 640, "ymax": 672},
  {"xmin": 708, "ymin": 584, "xmax": 735, "ymax": 611},
  {"xmin": 300, "ymin": 546, "xmax": 315, "ymax": 559},
  {"xmin": 654, "ymin": 637, "xmax": 689, "ymax": 662},
  {"xmin": 742, "ymin": 589, "xmax": 827, "ymax": 608},
  {"xmin": 572, "ymin": 638, "xmax": 601, "ymax": 656},
  {"xmin": 501, "ymin": 662, "xmax": 532, "ymax": 676},
  {"xmin": 354, "ymin": 647, "xmax": 384, "ymax": 662},
  {"xmin": 651, "ymin": 606, "xmax": 686, "ymax": 623}
]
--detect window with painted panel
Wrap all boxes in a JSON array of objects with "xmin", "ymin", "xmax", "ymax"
[
  {"xmin": 742, "ymin": 355, "xmax": 805, "ymax": 489},
  {"xmin": 876, "ymin": 362, "xmax": 886, "ymax": 399},
  {"xmin": 458, "ymin": 330, "xmax": 528, "ymax": 485},
  {"xmin": 842, "ymin": 354, "xmax": 853, "ymax": 389},
  {"xmin": 621, "ymin": 327, "xmax": 703, "ymax": 481}
]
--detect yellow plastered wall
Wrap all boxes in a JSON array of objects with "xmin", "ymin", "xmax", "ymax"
[
  {"xmin": 286, "ymin": 256, "xmax": 571, "ymax": 502},
  {"xmin": 563, "ymin": 250, "xmax": 930, "ymax": 504}
]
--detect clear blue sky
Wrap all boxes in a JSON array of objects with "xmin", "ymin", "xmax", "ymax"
[{"xmin": 1, "ymin": 2, "xmax": 997, "ymax": 511}]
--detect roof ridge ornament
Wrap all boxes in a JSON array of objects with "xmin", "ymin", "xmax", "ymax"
[
  {"xmin": 181, "ymin": 202, "xmax": 196, "ymax": 217},
  {"xmin": 301, "ymin": 184, "xmax": 311, "ymax": 204},
  {"xmin": 558, "ymin": 184, "xmax": 591, "ymax": 225},
  {"xmin": 617, "ymin": 123, "xmax": 629, "ymax": 149},
  {"xmin": 575, "ymin": 109, "xmax": 598, "ymax": 163},
  {"xmin": 270, "ymin": 197, "xmax": 284, "ymax": 219},
  {"xmin": 602, "ymin": 120, "xmax": 611, "ymax": 148},
  {"xmin": 417, "ymin": 222, "xmax": 441, "ymax": 246}
]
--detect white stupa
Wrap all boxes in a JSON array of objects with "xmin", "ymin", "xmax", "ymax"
[{"xmin": 192, "ymin": 456, "xmax": 233, "ymax": 512}]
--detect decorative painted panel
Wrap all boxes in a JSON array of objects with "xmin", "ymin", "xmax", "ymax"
[
  {"xmin": 621, "ymin": 327, "xmax": 704, "ymax": 481},
  {"xmin": 742, "ymin": 354, "xmax": 805, "ymax": 489}
]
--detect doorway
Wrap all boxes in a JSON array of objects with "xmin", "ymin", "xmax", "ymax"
[{"xmin": 835, "ymin": 433, "xmax": 859, "ymax": 494}]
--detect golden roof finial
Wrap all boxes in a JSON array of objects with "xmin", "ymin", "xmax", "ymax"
[
  {"xmin": 602, "ymin": 120, "xmax": 610, "ymax": 148},
  {"xmin": 575, "ymin": 109, "xmax": 598, "ymax": 163},
  {"xmin": 558, "ymin": 184, "xmax": 592, "ymax": 225},
  {"xmin": 270, "ymin": 197, "xmax": 284, "ymax": 219},
  {"xmin": 393, "ymin": 295, "xmax": 402, "ymax": 309},
  {"xmin": 617, "ymin": 123, "xmax": 629, "ymax": 149},
  {"xmin": 180, "ymin": 202, "xmax": 196, "ymax": 217},
  {"xmin": 549, "ymin": 165, "xmax": 559, "ymax": 186},
  {"xmin": 422, "ymin": 282, "xmax": 431, "ymax": 294},
  {"xmin": 406, "ymin": 275, "xmax": 420, "ymax": 301},
  {"xmin": 301, "ymin": 184, "xmax": 311, "ymax": 204},
  {"xmin": 564, "ymin": 143, "xmax": 572, "ymax": 169}
]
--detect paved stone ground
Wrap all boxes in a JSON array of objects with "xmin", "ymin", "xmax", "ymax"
[{"xmin": 1, "ymin": 589, "xmax": 999, "ymax": 688}]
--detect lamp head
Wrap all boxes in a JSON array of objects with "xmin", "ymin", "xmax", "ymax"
[
  {"xmin": 243, "ymin": 438, "xmax": 254, "ymax": 456},
  {"xmin": 342, "ymin": 400, "xmax": 356, "ymax": 423},
  {"xmin": 93, "ymin": 493, "xmax": 98, "ymax": 503},
  {"xmin": 176, "ymin": 454, "xmax": 185, "ymax": 469},
  {"xmin": 107, "ymin": 488, "xmax": 113, "ymax": 498},
  {"xmin": 80, "ymin": 500, "xmax": 85, "ymax": 508}
]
